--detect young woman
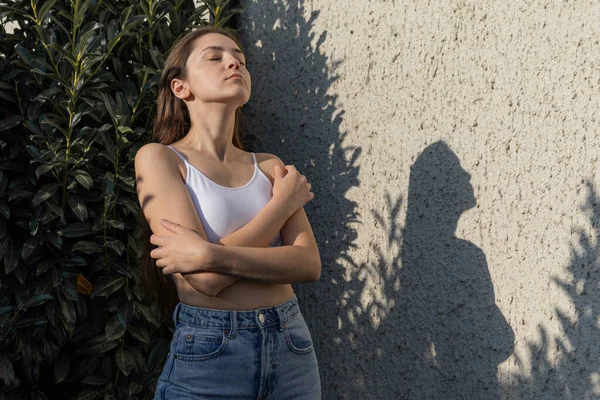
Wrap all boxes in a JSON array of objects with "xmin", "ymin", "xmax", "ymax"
[{"xmin": 134, "ymin": 26, "xmax": 322, "ymax": 399}]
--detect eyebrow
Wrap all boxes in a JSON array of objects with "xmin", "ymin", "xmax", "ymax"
[{"xmin": 200, "ymin": 46, "xmax": 245, "ymax": 56}]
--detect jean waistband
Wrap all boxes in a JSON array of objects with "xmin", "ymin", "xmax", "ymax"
[{"xmin": 172, "ymin": 294, "xmax": 300, "ymax": 332}]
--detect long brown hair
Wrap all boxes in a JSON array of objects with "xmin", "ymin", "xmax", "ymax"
[{"xmin": 136, "ymin": 26, "xmax": 247, "ymax": 324}]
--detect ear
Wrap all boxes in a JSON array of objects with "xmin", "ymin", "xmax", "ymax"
[{"xmin": 171, "ymin": 78, "xmax": 190, "ymax": 100}]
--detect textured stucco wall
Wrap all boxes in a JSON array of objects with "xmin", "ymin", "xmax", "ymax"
[{"xmin": 237, "ymin": 1, "xmax": 600, "ymax": 399}]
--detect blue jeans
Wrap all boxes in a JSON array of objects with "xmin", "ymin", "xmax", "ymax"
[{"xmin": 153, "ymin": 295, "xmax": 322, "ymax": 399}]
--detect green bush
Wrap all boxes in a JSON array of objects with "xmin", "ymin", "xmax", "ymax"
[{"xmin": 0, "ymin": 0, "xmax": 243, "ymax": 398}]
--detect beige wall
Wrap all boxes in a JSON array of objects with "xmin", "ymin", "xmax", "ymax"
[{"xmin": 238, "ymin": 1, "xmax": 600, "ymax": 398}]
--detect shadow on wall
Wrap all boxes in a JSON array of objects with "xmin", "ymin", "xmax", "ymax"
[
  {"xmin": 337, "ymin": 141, "xmax": 514, "ymax": 398},
  {"xmin": 397, "ymin": 141, "xmax": 515, "ymax": 399},
  {"xmin": 235, "ymin": 2, "xmax": 360, "ymax": 395},
  {"xmin": 237, "ymin": 2, "xmax": 514, "ymax": 398},
  {"xmin": 504, "ymin": 181, "xmax": 600, "ymax": 399}
]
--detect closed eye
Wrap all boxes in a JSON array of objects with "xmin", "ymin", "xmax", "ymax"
[{"xmin": 210, "ymin": 57, "xmax": 245, "ymax": 65}]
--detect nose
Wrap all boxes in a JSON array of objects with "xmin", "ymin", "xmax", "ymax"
[{"xmin": 227, "ymin": 55, "xmax": 240, "ymax": 69}]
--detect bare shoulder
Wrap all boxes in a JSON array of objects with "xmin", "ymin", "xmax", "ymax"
[
  {"xmin": 255, "ymin": 152, "xmax": 285, "ymax": 183},
  {"xmin": 135, "ymin": 142, "xmax": 173, "ymax": 164},
  {"xmin": 134, "ymin": 143, "xmax": 182, "ymax": 179}
]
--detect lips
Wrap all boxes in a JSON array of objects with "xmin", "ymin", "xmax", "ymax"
[{"xmin": 227, "ymin": 73, "xmax": 242, "ymax": 80}]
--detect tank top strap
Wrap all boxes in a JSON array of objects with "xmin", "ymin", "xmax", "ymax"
[
  {"xmin": 165, "ymin": 145, "xmax": 188, "ymax": 164},
  {"xmin": 251, "ymin": 152, "xmax": 256, "ymax": 166}
]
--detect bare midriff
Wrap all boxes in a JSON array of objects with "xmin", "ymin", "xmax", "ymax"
[{"xmin": 174, "ymin": 277, "xmax": 295, "ymax": 311}]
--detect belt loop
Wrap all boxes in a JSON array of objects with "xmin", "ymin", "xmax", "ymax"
[
  {"xmin": 275, "ymin": 304, "xmax": 286, "ymax": 331},
  {"xmin": 228, "ymin": 310, "xmax": 237, "ymax": 338},
  {"xmin": 172, "ymin": 302, "xmax": 181, "ymax": 325}
]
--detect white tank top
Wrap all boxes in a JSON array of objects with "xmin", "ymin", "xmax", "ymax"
[{"xmin": 166, "ymin": 145, "xmax": 283, "ymax": 246}]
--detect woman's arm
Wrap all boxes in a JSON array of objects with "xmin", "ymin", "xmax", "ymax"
[
  {"xmin": 160, "ymin": 205, "xmax": 322, "ymax": 284},
  {"xmin": 135, "ymin": 144, "xmax": 295, "ymax": 297},
  {"xmin": 210, "ymin": 206, "xmax": 321, "ymax": 284},
  {"xmin": 185, "ymin": 195, "xmax": 294, "ymax": 295}
]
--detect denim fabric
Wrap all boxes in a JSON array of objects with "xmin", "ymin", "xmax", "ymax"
[{"xmin": 153, "ymin": 295, "xmax": 322, "ymax": 399}]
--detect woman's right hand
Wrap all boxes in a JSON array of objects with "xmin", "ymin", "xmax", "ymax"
[{"xmin": 272, "ymin": 164, "xmax": 314, "ymax": 216}]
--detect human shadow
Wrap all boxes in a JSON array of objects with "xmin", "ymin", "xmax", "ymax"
[
  {"xmin": 504, "ymin": 181, "xmax": 600, "ymax": 399},
  {"xmin": 303, "ymin": 140, "xmax": 514, "ymax": 398},
  {"xmin": 235, "ymin": 1, "xmax": 361, "ymax": 396},
  {"xmin": 391, "ymin": 141, "xmax": 515, "ymax": 399}
]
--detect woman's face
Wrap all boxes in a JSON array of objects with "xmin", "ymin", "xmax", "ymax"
[{"xmin": 181, "ymin": 33, "xmax": 251, "ymax": 107}]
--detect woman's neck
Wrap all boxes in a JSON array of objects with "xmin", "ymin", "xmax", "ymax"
[{"xmin": 183, "ymin": 102, "xmax": 238, "ymax": 161}]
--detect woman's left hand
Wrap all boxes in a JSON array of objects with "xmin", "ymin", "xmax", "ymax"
[{"xmin": 150, "ymin": 219, "xmax": 218, "ymax": 275}]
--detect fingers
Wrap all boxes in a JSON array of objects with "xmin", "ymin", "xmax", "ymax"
[
  {"xmin": 273, "ymin": 164, "xmax": 284, "ymax": 180},
  {"xmin": 161, "ymin": 218, "xmax": 184, "ymax": 233},
  {"xmin": 154, "ymin": 257, "xmax": 175, "ymax": 275},
  {"xmin": 149, "ymin": 234, "xmax": 164, "ymax": 246},
  {"xmin": 150, "ymin": 246, "xmax": 163, "ymax": 259},
  {"xmin": 155, "ymin": 259, "xmax": 174, "ymax": 274}
]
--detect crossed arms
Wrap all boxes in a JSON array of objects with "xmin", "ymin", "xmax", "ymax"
[{"xmin": 134, "ymin": 143, "xmax": 321, "ymax": 297}]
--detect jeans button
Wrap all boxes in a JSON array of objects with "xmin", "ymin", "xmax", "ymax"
[{"xmin": 258, "ymin": 313, "xmax": 265, "ymax": 323}]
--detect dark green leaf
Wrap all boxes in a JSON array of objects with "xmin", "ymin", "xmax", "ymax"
[
  {"xmin": 118, "ymin": 298, "xmax": 133, "ymax": 329},
  {"xmin": 35, "ymin": 163, "xmax": 57, "ymax": 179},
  {"xmin": 147, "ymin": 338, "xmax": 170, "ymax": 370},
  {"xmin": 0, "ymin": 115, "xmax": 22, "ymax": 132},
  {"xmin": 4, "ymin": 239, "xmax": 18, "ymax": 274},
  {"xmin": 54, "ymin": 352, "xmax": 70, "ymax": 383},
  {"xmin": 109, "ymin": 261, "xmax": 131, "ymax": 277},
  {"xmin": 127, "ymin": 322, "xmax": 150, "ymax": 343},
  {"xmin": 24, "ymin": 119, "xmax": 42, "ymax": 135},
  {"xmin": 72, "ymin": 240, "xmax": 103, "ymax": 254},
  {"xmin": 60, "ymin": 279, "xmax": 80, "ymax": 301},
  {"xmin": 38, "ymin": 0, "xmax": 57, "ymax": 22},
  {"xmin": 59, "ymin": 297, "xmax": 76, "ymax": 325},
  {"xmin": 81, "ymin": 374, "xmax": 107, "ymax": 386},
  {"xmin": 48, "ymin": 42, "xmax": 77, "ymax": 68},
  {"xmin": 14, "ymin": 316, "xmax": 47, "ymax": 328},
  {"xmin": 21, "ymin": 236, "xmax": 38, "ymax": 260},
  {"xmin": 134, "ymin": 301, "xmax": 159, "ymax": 328},
  {"xmin": 104, "ymin": 314, "xmax": 125, "ymax": 341},
  {"xmin": 0, "ymin": 238, "xmax": 10, "ymax": 262},
  {"xmin": 102, "ymin": 171, "xmax": 115, "ymax": 196},
  {"xmin": 32, "ymin": 182, "xmax": 61, "ymax": 207},
  {"xmin": 0, "ymin": 355, "xmax": 17, "ymax": 385},
  {"xmin": 19, "ymin": 294, "xmax": 54, "ymax": 310},
  {"xmin": 0, "ymin": 306, "xmax": 14, "ymax": 317},
  {"xmin": 15, "ymin": 263, "xmax": 28, "ymax": 284},
  {"xmin": 58, "ymin": 255, "xmax": 88, "ymax": 267},
  {"xmin": 106, "ymin": 237, "xmax": 125, "ymax": 256},
  {"xmin": 36, "ymin": 259, "xmax": 54, "ymax": 275},
  {"xmin": 58, "ymin": 223, "xmax": 93, "ymax": 238},
  {"xmin": 77, "ymin": 339, "xmax": 119, "ymax": 356},
  {"xmin": 106, "ymin": 219, "xmax": 125, "ymax": 230},
  {"xmin": 90, "ymin": 276, "xmax": 125, "ymax": 298},
  {"xmin": 15, "ymin": 45, "xmax": 32, "ymax": 66},
  {"xmin": 73, "ymin": 170, "xmax": 93, "ymax": 190},
  {"xmin": 115, "ymin": 349, "xmax": 133, "ymax": 377},
  {"xmin": 77, "ymin": 389, "xmax": 101, "ymax": 400},
  {"xmin": 67, "ymin": 193, "xmax": 88, "ymax": 222},
  {"xmin": 0, "ymin": 218, "xmax": 6, "ymax": 240}
]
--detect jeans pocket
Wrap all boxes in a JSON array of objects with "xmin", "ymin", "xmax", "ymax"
[
  {"xmin": 173, "ymin": 323, "xmax": 229, "ymax": 362},
  {"xmin": 283, "ymin": 312, "xmax": 314, "ymax": 355}
]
